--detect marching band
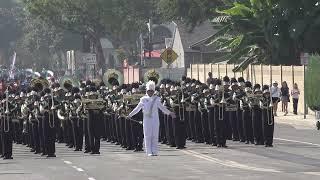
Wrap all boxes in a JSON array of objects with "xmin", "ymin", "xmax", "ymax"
[{"xmin": 0, "ymin": 69, "xmax": 275, "ymax": 159}]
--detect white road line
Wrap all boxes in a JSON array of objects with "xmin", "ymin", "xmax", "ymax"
[
  {"xmin": 274, "ymin": 138, "xmax": 320, "ymax": 147},
  {"xmin": 76, "ymin": 168, "xmax": 84, "ymax": 172},
  {"xmin": 88, "ymin": 178, "xmax": 96, "ymax": 180},
  {"xmin": 64, "ymin": 161, "xmax": 72, "ymax": 165},
  {"xmin": 303, "ymin": 172, "xmax": 320, "ymax": 176},
  {"xmin": 182, "ymin": 150, "xmax": 281, "ymax": 173},
  {"xmin": 72, "ymin": 166, "xmax": 78, "ymax": 169}
]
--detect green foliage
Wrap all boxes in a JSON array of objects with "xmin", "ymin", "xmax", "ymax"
[
  {"xmin": 207, "ymin": 0, "xmax": 320, "ymax": 71},
  {"xmin": 157, "ymin": 0, "xmax": 223, "ymax": 27},
  {"xmin": 115, "ymin": 48, "xmax": 127, "ymax": 63},
  {"xmin": 23, "ymin": 0, "xmax": 153, "ymax": 69},
  {"xmin": 306, "ymin": 54, "xmax": 320, "ymax": 111}
]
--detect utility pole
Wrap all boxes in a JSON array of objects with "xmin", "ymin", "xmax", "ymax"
[{"xmin": 148, "ymin": 18, "xmax": 153, "ymax": 60}]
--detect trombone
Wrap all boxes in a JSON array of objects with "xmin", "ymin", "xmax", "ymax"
[
  {"xmin": 266, "ymin": 93, "xmax": 274, "ymax": 126},
  {"xmin": 218, "ymin": 86, "xmax": 227, "ymax": 121},
  {"xmin": 4, "ymin": 87, "xmax": 10, "ymax": 133},
  {"xmin": 49, "ymin": 88, "xmax": 55, "ymax": 128}
]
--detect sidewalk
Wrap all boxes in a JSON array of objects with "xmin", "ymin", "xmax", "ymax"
[{"xmin": 275, "ymin": 112, "xmax": 317, "ymax": 129}]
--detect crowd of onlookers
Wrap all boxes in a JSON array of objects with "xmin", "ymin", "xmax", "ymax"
[{"xmin": 271, "ymin": 81, "xmax": 300, "ymax": 116}]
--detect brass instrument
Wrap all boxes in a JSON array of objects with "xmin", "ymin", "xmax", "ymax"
[
  {"xmin": 226, "ymin": 91, "xmax": 238, "ymax": 112},
  {"xmin": 4, "ymin": 88, "xmax": 10, "ymax": 133},
  {"xmin": 30, "ymin": 77, "xmax": 49, "ymax": 92},
  {"xmin": 82, "ymin": 98, "xmax": 105, "ymax": 110},
  {"xmin": 260, "ymin": 90, "xmax": 274, "ymax": 126},
  {"xmin": 218, "ymin": 86, "xmax": 226, "ymax": 121},
  {"xmin": 144, "ymin": 69, "xmax": 162, "ymax": 85},
  {"xmin": 59, "ymin": 75, "xmax": 80, "ymax": 92},
  {"xmin": 48, "ymin": 91, "xmax": 55, "ymax": 128},
  {"xmin": 103, "ymin": 69, "xmax": 124, "ymax": 88}
]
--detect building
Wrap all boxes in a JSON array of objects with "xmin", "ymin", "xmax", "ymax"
[{"xmin": 168, "ymin": 20, "xmax": 225, "ymax": 69}]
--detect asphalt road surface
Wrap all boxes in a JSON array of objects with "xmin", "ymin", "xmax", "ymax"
[{"xmin": 1, "ymin": 122, "xmax": 320, "ymax": 180}]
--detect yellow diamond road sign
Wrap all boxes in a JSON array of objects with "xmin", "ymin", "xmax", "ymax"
[{"xmin": 160, "ymin": 48, "xmax": 178, "ymax": 65}]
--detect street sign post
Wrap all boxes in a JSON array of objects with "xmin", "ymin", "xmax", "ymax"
[
  {"xmin": 160, "ymin": 48, "xmax": 179, "ymax": 79},
  {"xmin": 160, "ymin": 48, "xmax": 178, "ymax": 66},
  {"xmin": 300, "ymin": 53, "xmax": 309, "ymax": 119}
]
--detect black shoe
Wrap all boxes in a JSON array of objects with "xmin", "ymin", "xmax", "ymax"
[
  {"xmin": 176, "ymin": 146, "xmax": 186, "ymax": 149},
  {"xmin": 47, "ymin": 154, "xmax": 56, "ymax": 158},
  {"xmin": 30, "ymin": 149, "xmax": 35, "ymax": 152},
  {"xmin": 134, "ymin": 148, "xmax": 143, "ymax": 152},
  {"xmin": 126, "ymin": 147, "xmax": 133, "ymax": 150},
  {"xmin": 41, "ymin": 153, "xmax": 48, "ymax": 156},
  {"xmin": 317, "ymin": 121, "xmax": 320, "ymax": 130},
  {"xmin": 265, "ymin": 144, "xmax": 273, "ymax": 147},
  {"xmin": 74, "ymin": 149, "xmax": 80, "ymax": 151},
  {"xmin": 115, "ymin": 142, "xmax": 120, "ymax": 145},
  {"xmin": 222, "ymin": 144, "xmax": 228, "ymax": 148},
  {"xmin": 3, "ymin": 156, "xmax": 13, "ymax": 160},
  {"xmin": 84, "ymin": 150, "xmax": 90, "ymax": 153},
  {"xmin": 90, "ymin": 151, "xmax": 100, "ymax": 154},
  {"xmin": 34, "ymin": 151, "xmax": 40, "ymax": 154},
  {"xmin": 217, "ymin": 144, "xmax": 222, "ymax": 148}
]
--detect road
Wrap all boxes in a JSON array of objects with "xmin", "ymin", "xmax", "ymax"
[{"xmin": 1, "ymin": 121, "xmax": 320, "ymax": 180}]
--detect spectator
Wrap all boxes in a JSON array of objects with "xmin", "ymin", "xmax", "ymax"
[
  {"xmin": 291, "ymin": 83, "xmax": 300, "ymax": 115},
  {"xmin": 281, "ymin": 81, "xmax": 290, "ymax": 116},
  {"xmin": 271, "ymin": 81, "xmax": 281, "ymax": 116},
  {"xmin": 207, "ymin": 72, "xmax": 214, "ymax": 85}
]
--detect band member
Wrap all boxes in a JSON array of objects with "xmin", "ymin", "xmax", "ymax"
[
  {"xmin": 251, "ymin": 84, "xmax": 264, "ymax": 145},
  {"xmin": 1, "ymin": 89, "xmax": 15, "ymax": 159},
  {"xmin": 213, "ymin": 79, "xmax": 227, "ymax": 147},
  {"xmin": 242, "ymin": 81, "xmax": 254, "ymax": 144},
  {"xmin": 87, "ymin": 84, "xmax": 103, "ymax": 154},
  {"xmin": 128, "ymin": 81, "xmax": 176, "ymax": 156},
  {"xmin": 236, "ymin": 77, "xmax": 246, "ymax": 142},
  {"xmin": 228, "ymin": 78, "xmax": 239, "ymax": 141},
  {"xmin": 261, "ymin": 85, "xmax": 274, "ymax": 147},
  {"xmin": 41, "ymin": 88, "xmax": 56, "ymax": 157}
]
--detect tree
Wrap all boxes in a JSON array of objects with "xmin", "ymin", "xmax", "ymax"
[
  {"xmin": 207, "ymin": 0, "xmax": 320, "ymax": 71},
  {"xmin": 23, "ymin": 0, "xmax": 153, "ymax": 70},
  {"xmin": 306, "ymin": 54, "xmax": 320, "ymax": 111},
  {"xmin": 0, "ymin": 0, "xmax": 21, "ymax": 64},
  {"xmin": 157, "ymin": 0, "xmax": 224, "ymax": 28}
]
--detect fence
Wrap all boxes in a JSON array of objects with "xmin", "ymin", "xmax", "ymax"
[{"xmin": 187, "ymin": 64, "xmax": 308, "ymax": 114}]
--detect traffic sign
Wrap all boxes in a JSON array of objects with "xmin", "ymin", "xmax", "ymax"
[
  {"xmin": 160, "ymin": 48, "xmax": 178, "ymax": 65},
  {"xmin": 300, "ymin": 52, "xmax": 309, "ymax": 65}
]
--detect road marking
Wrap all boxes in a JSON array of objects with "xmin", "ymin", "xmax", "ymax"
[
  {"xmin": 88, "ymin": 178, "xmax": 96, "ymax": 180},
  {"xmin": 76, "ymin": 168, "xmax": 84, "ymax": 172},
  {"xmin": 63, "ymin": 161, "xmax": 72, "ymax": 165},
  {"xmin": 303, "ymin": 172, "xmax": 320, "ymax": 176},
  {"xmin": 274, "ymin": 138, "xmax": 320, "ymax": 147},
  {"xmin": 182, "ymin": 150, "xmax": 280, "ymax": 173}
]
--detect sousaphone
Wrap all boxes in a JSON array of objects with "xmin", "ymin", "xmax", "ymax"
[
  {"xmin": 59, "ymin": 75, "xmax": 80, "ymax": 92},
  {"xmin": 144, "ymin": 69, "xmax": 162, "ymax": 85},
  {"xmin": 103, "ymin": 69, "xmax": 124, "ymax": 88},
  {"xmin": 30, "ymin": 77, "xmax": 49, "ymax": 92}
]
